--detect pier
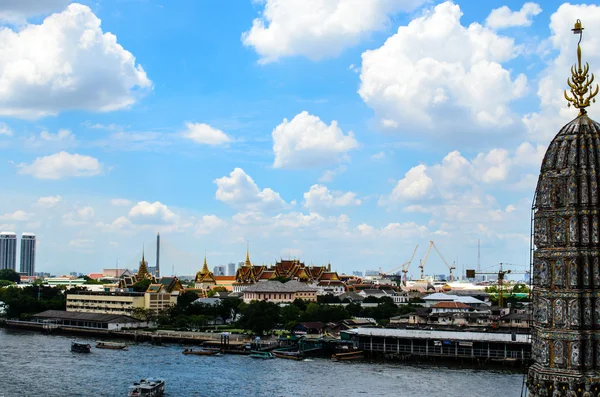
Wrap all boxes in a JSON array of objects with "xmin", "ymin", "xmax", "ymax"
[{"xmin": 350, "ymin": 327, "xmax": 531, "ymax": 364}]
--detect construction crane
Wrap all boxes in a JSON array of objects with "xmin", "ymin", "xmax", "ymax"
[
  {"xmin": 380, "ymin": 245, "xmax": 418, "ymax": 281},
  {"xmin": 466, "ymin": 263, "xmax": 530, "ymax": 308},
  {"xmin": 418, "ymin": 242, "xmax": 433, "ymax": 279},
  {"xmin": 430, "ymin": 241, "xmax": 456, "ymax": 281}
]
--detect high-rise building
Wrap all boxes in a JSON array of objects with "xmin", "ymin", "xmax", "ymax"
[
  {"xmin": 352, "ymin": 271, "xmax": 363, "ymax": 277},
  {"xmin": 213, "ymin": 265, "xmax": 226, "ymax": 276},
  {"xmin": 20, "ymin": 233, "xmax": 36, "ymax": 276},
  {"xmin": 227, "ymin": 263, "xmax": 236, "ymax": 276},
  {"xmin": 155, "ymin": 232, "xmax": 160, "ymax": 277},
  {"xmin": 0, "ymin": 232, "xmax": 17, "ymax": 271}
]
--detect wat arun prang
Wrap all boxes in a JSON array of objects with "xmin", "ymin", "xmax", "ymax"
[{"xmin": 527, "ymin": 20, "xmax": 600, "ymax": 397}]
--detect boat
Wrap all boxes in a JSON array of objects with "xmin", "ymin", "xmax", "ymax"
[
  {"xmin": 71, "ymin": 341, "xmax": 91, "ymax": 353},
  {"xmin": 127, "ymin": 378, "xmax": 165, "ymax": 397},
  {"xmin": 272, "ymin": 350, "xmax": 304, "ymax": 360},
  {"xmin": 182, "ymin": 348, "xmax": 220, "ymax": 356},
  {"xmin": 332, "ymin": 350, "xmax": 363, "ymax": 361},
  {"xmin": 249, "ymin": 350, "xmax": 275, "ymax": 359},
  {"xmin": 96, "ymin": 341, "xmax": 128, "ymax": 350}
]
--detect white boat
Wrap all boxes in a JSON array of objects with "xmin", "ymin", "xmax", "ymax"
[{"xmin": 127, "ymin": 378, "xmax": 165, "ymax": 397}]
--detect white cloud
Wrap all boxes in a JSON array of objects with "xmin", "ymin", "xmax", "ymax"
[
  {"xmin": 386, "ymin": 164, "xmax": 433, "ymax": 202},
  {"xmin": 473, "ymin": 148, "xmax": 511, "ymax": 183},
  {"xmin": 371, "ymin": 151, "xmax": 386, "ymax": 160},
  {"xmin": 25, "ymin": 129, "xmax": 76, "ymax": 148},
  {"xmin": 485, "ymin": 2, "xmax": 542, "ymax": 30},
  {"xmin": 0, "ymin": 122, "xmax": 12, "ymax": 136},
  {"xmin": 196, "ymin": 215, "xmax": 227, "ymax": 235},
  {"xmin": 523, "ymin": 4, "xmax": 600, "ymax": 142},
  {"xmin": 62, "ymin": 206, "xmax": 95, "ymax": 225},
  {"xmin": 214, "ymin": 168, "xmax": 288, "ymax": 211},
  {"xmin": 0, "ymin": 210, "xmax": 32, "ymax": 221},
  {"xmin": 359, "ymin": 1, "xmax": 527, "ymax": 133},
  {"xmin": 318, "ymin": 165, "xmax": 347, "ymax": 183},
  {"xmin": 69, "ymin": 239, "xmax": 94, "ymax": 248},
  {"xmin": 17, "ymin": 151, "xmax": 103, "ymax": 179},
  {"xmin": 273, "ymin": 212, "xmax": 324, "ymax": 229},
  {"xmin": 272, "ymin": 111, "xmax": 358, "ymax": 169},
  {"xmin": 128, "ymin": 201, "xmax": 177, "ymax": 225},
  {"xmin": 36, "ymin": 195, "xmax": 63, "ymax": 208},
  {"xmin": 355, "ymin": 223, "xmax": 376, "ymax": 236},
  {"xmin": 0, "ymin": 4, "xmax": 151, "ymax": 119},
  {"xmin": 182, "ymin": 122, "xmax": 232, "ymax": 145},
  {"xmin": 111, "ymin": 198, "xmax": 131, "ymax": 207},
  {"xmin": 242, "ymin": 0, "xmax": 425, "ymax": 63},
  {"xmin": 0, "ymin": 0, "xmax": 70, "ymax": 23},
  {"xmin": 506, "ymin": 204, "xmax": 516, "ymax": 213},
  {"xmin": 303, "ymin": 184, "xmax": 361, "ymax": 211}
]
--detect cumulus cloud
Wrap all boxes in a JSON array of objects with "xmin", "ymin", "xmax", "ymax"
[
  {"xmin": 0, "ymin": 210, "xmax": 33, "ymax": 221},
  {"xmin": 523, "ymin": 3, "xmax": 600, "ymax": 142},
  {"xmin": 0, "ymin": 0, "xmax": 70, "ymax": 23},
  {"xmin": 318, "ymin": 165, "xmax": 347, "ymax": 183},
  {"xmin": 303, "ymin": 184, "xmax": 361, "ymax": 211},
  {"xmin": 485, "ymin": 2, "xmax": 542, "ymax": 30},
  {"xmin": 36, "ymin": 195, "xmax": 63, "ymax": 208},
  {"xmin": 214, "ymin": 168, "xmax": 288, "ymax": 212},
  {"xmin": 272, "ymin": 111, "xmax": 358, "ymax": 169},
  {"xmin": 25, "ymin": 129, "xmax": 76, "ymax": 148},
  {"xmin": 359, "ymin": 1, "xmax": 527, "ymax": 134},
  {"xmin": 242, "ymin": 0, "xmax": 426, "ymax": 63},
  {"xmin": 17, "ymin": 151, "xmax": 104, "ymax": 179},
  {"xmin": 385, "ymin": 164, "xmax": 434, "ymax": 203},
  {"xmin": 0, "ymin": 4, "xmax": 151, "ymax": 119},
  {"xmin": 128, "ymin": 201, "xmax": 177, "ymax": 224},
  {"xmin": 182, "ymin": 122, "xmax": 232, "ymax": 145},
  {"xmin": 196, "ymin": 215, "xmax": 227, "ymax": 235},
  {"xmin": 63, "ymin": 206, "xmax": 95, "ymax": 225}
]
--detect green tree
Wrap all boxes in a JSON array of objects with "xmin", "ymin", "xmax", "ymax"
[
  {"xmin": 280, "ymin": 304, "xmax": 301, "ymax": 325},
  {"xmin": 317, "ymin": 294, "xmax": 341, "ymax": 304},
  {"xmin": 132, "ymin": 278, "xmax": 152, "ymax": 292},
  {"xmin": 271, "ymin": 276, "xmax": 291, "ymax": 283},
  {"xmin": 131, "ymin": 307, "xmax": 156, "ymax": 322},
  {"xmin": 0, "ymin": 280, "xmax": 14, "ymax": 287},
  {"xmin": 238, "ymin": 301, "xmax": 280, "ymax": 335},
  {"xmin": 292, "ymin": 298, "xmax": 307, "ymax": 311},
  {"xmin": 82, "ymin": 276, "xmax": 103, "ymax": 285},
  {"xmin": 207, "ymin": 286, "xmax": 228, "ymax": 297},
  {"xmin": 512, "ymin": 284, "xmax": 530, "ymax": 293},
  {"xmin": 346, "ymin": 302, "xmax": 362, "ymax": 317},
  {"xmin": 0, "ymin": 269, "xmax": 20, "ymax": 283}
]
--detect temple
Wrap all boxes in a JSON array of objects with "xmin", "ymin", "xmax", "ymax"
[
  {"xmin": 527, "ymin": 19, "xmax": 600, "ymax": 396},
  {"xmin": 232, "ymin": 249, "xmax": 344, "ymax": 293}
]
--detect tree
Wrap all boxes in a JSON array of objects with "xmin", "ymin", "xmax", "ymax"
[
  {"xmin": 271, "ymin": 276, "xmax": 291, "ymax": 283},
  {"xmin": 132, "ymin": 278, "xmax": 152, "ymax": 292},
  {"xmin": 82, "ymin": 276, "xmax": 103, "ymax": 285},
  {"xmin": 292, "ymin": 298, "xmax": 307, "ymax": 311},
  {"xmin": 346, "ymin": 302, "xmax": 362, "ymax": 317},
  {"xmin": 131, "ymin": 307, "xmax": 156, "ymax": 322},
  {"xmin": 512, "ymin": 284, "xmax": 530, "ymax": 293},
  {"xmin": 207, "ymin": 286, "xmax": 228, "ymax": 298},
  {"xmin": 0, "ymin": 269, "xmax": 20, "ymax": 283},
  {"xmin": 317, "ymin": 294, "xmax": 341, "ymax": 304},
  {"xmin": 238, "ymin": 301, "xmax": 280, "ymax": 335},
  {"xmin": 0, "ymin": 280, "xmax": 14, "ymax": 287}
]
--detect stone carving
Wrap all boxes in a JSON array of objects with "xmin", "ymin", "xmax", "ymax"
[
  {"xmin": 595, "ymin": 298, "xmax": 600, "ymax": 326},
  {"xmin": 568, "ymin": 177, "xmax": 578, "ymax": 205},
  {"xmin": 571, "ymin": 340, "xmax": 581, "ymax": 367},
  {"xmin": 569, "ymin": 139, "xmax": 578, "ymax": 167},
  {"xmin": 570, "ymin": 299, "xmax": 580, "ymax": 327},
  {"xmin": 557, "ymin": 140, "xmax": 569, "ymax": 169},
  {"xmin": 540, "ymin": 338, "xmax": 550, "ymax": 366},
  {"xmin": 555, "ymin": 217, "xmax": 567, "ymax": 245},
  {"xmin": 569, "ymin": 216, "xmax": 579, "ymax": 244},
  {"xmin": 582, "ymin": 383, "xmax": 592, "ymax": 397},
  {"xmin": 594, "ymin": 257, "xmax": 600, "ymax": 287},
  {"xmin": 554, "ymin": 340, "xmax": 564, "ymax": 366},
  {"xmin": 593, "ymin": 215, "xmax": 599, "ymax": 244},
  {"xmin": 582, "ymin": 175, "xmax": 590, "ymax": 204},
  {"xmin": 583, "ymin": 256, "xmax": 591, "ymax": 287},
  {"xmin": 555, "ymin": 260, "xmax": 566, "ymax": 287},
  {"xmin": 555, "ymin": 299, "xmax": 566, "ymax": 327},
  {"xmin": 569, "ymin": 259, "xmax": 579, "ymax": 287},
  {"xmin": 583, "ymin": 216, "xmax": 591, "ymax": 244},
  {"xmin": 584, "ymin": 298, "xmax": 593, "ymax": 327}
]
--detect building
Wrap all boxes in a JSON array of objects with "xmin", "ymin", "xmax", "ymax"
[
  {"xmin": 430, "ymin": 302, "xmax": 471, "ymax": 314},
  {"xmin": 0, "ymin": 232, "xmax": 17, "ymax": 271},
  {"xmin": 352, "ymin": 271, "xmax": 363, "ymax": 277},
  {"xmin": 213, "ymin": 265, "xmax": 226, "ymax": 276},
  {"xmin": 19, "ymin": 233, "xmax": 35, "ymax": 276},
  {"xmin": 67, "ymin": 291, "xmax": 145, "ymax": 315},
  {"xmin": 527, "ymin": 20, "xmax": 600, "ymax": 396},
  {"xmin": 45, "ymin": 277, "xmax": 86, "ymax": 287},
  {"xmin": 242, "ymin": 280, "xmax": 317, "ymax": 303},
  {"xmin": 32, "ymin": 310, "xmax": 148, "ymax": 330},
  {"xmin": 227, "ymin": 263, "xmax": 236, "ymax": 276},
  {"xmin": 364, "ymin": 270, "xmax": 379, "ymax": 277}
]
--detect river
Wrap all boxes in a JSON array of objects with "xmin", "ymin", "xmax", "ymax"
[{"xmin": 0, "ymin": 328, "xmax": 525, "ymax": 397}]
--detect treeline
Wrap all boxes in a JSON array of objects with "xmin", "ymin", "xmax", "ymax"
[
  {"xmin": 0, "ymin": 285, "xmax": 67, "ymax": 319},
  {"xmin": 158, "ymin": 292, "xmax": 423, "ymax": 335}
]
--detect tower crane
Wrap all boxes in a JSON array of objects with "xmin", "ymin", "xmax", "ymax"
[
  {"xmin": 418, "ymin": 241, "xmax": 433, "ymax": 279},
  {"xmin": 430, "ymin": 241, "xmax": 456, "ymax": 281},
  {"xmin": 379, "ymin": 245, "xmax": 419, "ymax": 283},
  {"xmin": 466, "ymin": 263, "xmax": 530, "ymax": 308}
]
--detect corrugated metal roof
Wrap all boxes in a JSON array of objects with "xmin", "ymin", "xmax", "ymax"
[{"xmin": 32, "ymin": 310, "xmax": 141, "ymax": 323}]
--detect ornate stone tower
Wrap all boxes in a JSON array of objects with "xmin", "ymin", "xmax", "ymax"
[{"xmin": 527, "ymin": 19, "xmax": 600, "ymax": 397}]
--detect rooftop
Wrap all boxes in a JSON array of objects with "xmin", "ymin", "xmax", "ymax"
[
  {"xmin": 243, "ymin": 280, "xmax": 317, "ymax": 293},
  {"xmin": 33, "ymin": 310, "xmax": 141, "ymax": 323},
  {"xmin": 432, "ymin": 302, "xmax": 471, "ymax": 309}
]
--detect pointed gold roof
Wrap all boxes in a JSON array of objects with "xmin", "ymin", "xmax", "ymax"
[{"xmin": 137, "ymin": 249, "xmax": 150, "ymax": 279}]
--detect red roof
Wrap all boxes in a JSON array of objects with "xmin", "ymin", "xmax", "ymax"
[
  {"xmin": 214, "ymin": 276, "xmax": 235, "ymax": 281},
  {"xmin": 88, "ymin": 273, "xmax": 104, "ymax": 280},
  {"xmin": 433, "ymin": 302, "xmax": 470, "ymax": 309}
]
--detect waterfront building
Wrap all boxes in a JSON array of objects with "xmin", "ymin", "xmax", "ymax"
[
  {"xmin": 242, "ymin": 280, "xmax": 317, "ymax": 303},
  {"xmin": 0, "ymin": 232, "xmax": 17, "ymax": 271},
  {"xmin": 19, "ymin": 233, "xmax": 35, "ymax": 276},
  {"xmin": 44, "ymin": 277, "xmax": 86, "ymax": 287},
  {"xmin": 67, "ymin": 291, "xmax": 145, "ymax": 315},
  {"xmin": 32, "ymin": 310, "xmax": 148, "ymax": 330},
  {"xmin": 527, "ymin": 20, "xmax": 600, "ymax": 395}
]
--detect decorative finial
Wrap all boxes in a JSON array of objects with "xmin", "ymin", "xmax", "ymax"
[{"xmin": 564, "ymin": 19, "xmax": 599, "ymax": 116}]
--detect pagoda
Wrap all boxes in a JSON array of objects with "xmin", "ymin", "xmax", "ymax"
[{"xmin": 527, "ymin": 19, "xmax": 600, "ymax": 396}]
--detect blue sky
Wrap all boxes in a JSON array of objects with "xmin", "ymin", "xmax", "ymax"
[{"xmin": 0, "ymin": 0, "xmax": 598, "ymax": 278}]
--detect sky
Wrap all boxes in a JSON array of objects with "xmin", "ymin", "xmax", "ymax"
[{"xmin": 0, "ymin": 0, "xmax": 597, "ymax": 278}]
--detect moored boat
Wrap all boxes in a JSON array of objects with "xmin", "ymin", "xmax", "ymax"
[
  {"xmin": 332, "ymin": 350, "xmax": 363, "ymax": 361},
  {"xmin": 71, "ymin": 341, "xmax": 91, "ymax": 353},
  {"xmin": 96, "ymin": 341, "xmax": 128, "ymax": 350},
  {"xmin": 182, "ymin": 348, "xmax": 220, "ymax": 356},
  {"xmin": 249, "ymin": 350, "xmax": 275, "ymax": 359},
  {"xmin": 272, "ymin": 350, "xmax": 304, "ymax": 360},
  {"xmin": 127, "ymin": 378, "xmax": 165, "ymax": 397}
]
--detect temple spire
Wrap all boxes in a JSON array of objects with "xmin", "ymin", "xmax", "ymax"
[
  {"xmin": 245, "ymin": 240, "xmax": 251, "ymax": 267},
  {"xmin": 564, "ymin": 19, "xmax": 599, "ymax": 116}
]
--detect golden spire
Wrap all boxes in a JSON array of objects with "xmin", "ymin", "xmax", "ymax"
[
  {"xmin": 245, "ymin": 240, "xmax": 251, "ymax": 267},
  {"xmin": 138, "ymin": 246, "xmax": 150, "ymax": 279},
  {"xmin": 201, "ymin": 252, "xmax": 209, "ymax": 274},
  {"xmin": 564, "ymin": 19, "xmax": 599, "ymax": 116}
]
